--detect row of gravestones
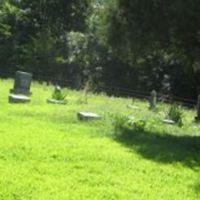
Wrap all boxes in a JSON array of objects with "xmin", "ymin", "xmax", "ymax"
[
  {"xmin": 8, "ymin": 71, "xmax": 200, "ymax": 122},
  {"xmin": 8, "ymin": 71, "xmax": 101, "ymax": 121}
]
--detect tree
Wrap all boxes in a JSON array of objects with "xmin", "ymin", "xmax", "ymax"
[{"xmin": 92, "ymin": 0, "xmax": 200, "ymax": 98}]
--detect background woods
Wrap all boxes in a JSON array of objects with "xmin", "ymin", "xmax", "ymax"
[{"xmin": 0, "ymin": 0, "xmax": 200, "ymax": 100}]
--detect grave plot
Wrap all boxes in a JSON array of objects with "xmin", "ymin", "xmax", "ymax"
[{"xmin": 77, "ymin": 112, "xmax": 101, "ymax": 121}]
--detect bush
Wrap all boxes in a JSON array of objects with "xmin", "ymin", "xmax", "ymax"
[
  {"xmin": 52, "ymin": 86, "xmax": 67, "ymax": 101},
  {"xmin": 113, "ymin": 114, "xmax": 146, "ymax": 137},
  {"xmin": 167, "ymin": 104, "xmax": 183, "ymax": 126}
]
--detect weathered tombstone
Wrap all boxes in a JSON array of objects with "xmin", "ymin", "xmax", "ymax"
[
  {"xmin": 10, "ymin": 71, "xmax": 32, "ymax": 96},
  {"xmin": 195, "ymin": 95, "xmax": 200, "ymax": 122},
  {"xmin": 77, "ymin": 112, "xmax": 101, "ymax": 121},
  {"xmin": 149, "ymin": 90, "xmax": 157, "ymax": 111},
  {"xmin": 9, "ymin": 94, "xmax": 30, "ymax": 104}
]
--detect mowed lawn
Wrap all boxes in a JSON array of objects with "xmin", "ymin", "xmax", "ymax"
[{"xmin": 0, "ymin": 79, "xmax": 200, "ymax": 200}]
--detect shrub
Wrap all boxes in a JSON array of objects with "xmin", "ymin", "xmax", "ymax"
[
  {"xmin": 167, "ymin": 104, "xmax": 183, "ymax": 126},
  {"xmin": 113, "ymin": 114, "xmax": 146, "ymax": 137},
  {"xmin": 52, "ymin": 86, "xmax": 67, "ymax": 101}
]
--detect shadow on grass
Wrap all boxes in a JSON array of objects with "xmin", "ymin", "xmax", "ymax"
[
  {"xmin": 194, "ymin": 181, "xmax": 200, "ymax": 196},
  {"xmin": 115, "ymin": 129, "xmax": 200, "ymax": 168}
]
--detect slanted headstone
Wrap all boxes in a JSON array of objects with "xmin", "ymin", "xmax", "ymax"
[
  {"xmin": 195, "ymin": 95, "xmax": 200, "ymax": 122},
  {"xmin": 9, "ymin": 94, "xmax": 30, "ymax": 103},
  {"xmin": 10, "ymin": 71, "xmax": 32, "ymax": 96},
  {"xmin": 149, "ymin": 90, "xmax": 157, "ymax": 111},
  {"xmin": 77, "ymin": 112, "xmax": 101, "ymax": 121}
]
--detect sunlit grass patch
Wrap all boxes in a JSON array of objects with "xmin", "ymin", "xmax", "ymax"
[{"xmin": 0, "ymin": 79, "xmax": 199, "ymax": 199}]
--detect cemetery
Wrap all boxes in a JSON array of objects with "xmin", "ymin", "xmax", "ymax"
[
  {"xmin": 0, "ymin": 0, "xmax": 200, "ymax": 198},
  {"xmin": 0, "ymin": 78, "xmax": 199, "ymax": 199}
]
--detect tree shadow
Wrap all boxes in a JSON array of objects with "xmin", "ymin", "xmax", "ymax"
[
  {"xmin": 115, "ymin": 130, "xmax": 200, "ymax": 168},
  {"xmin": 194, "ymin": 182, "xmax": 200, "ymax": 196}
]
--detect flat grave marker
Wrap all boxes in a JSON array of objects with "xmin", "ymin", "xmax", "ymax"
[
  {"xmin": 77, "ymin": 112, "xmax": 101, "ymax": 121},
  {"xmin": 163, "ymin": 119, "xmax": 175, "ymax": 125}
]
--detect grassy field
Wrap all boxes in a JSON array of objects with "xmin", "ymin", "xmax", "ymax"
[{"xmin": 0, "ymin": 79, "xmax": 200, "ymax": 200}]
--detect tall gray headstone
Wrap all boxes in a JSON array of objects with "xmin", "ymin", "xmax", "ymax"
[
  {"xmin": 10, "ymin": 71, "xmax": 32, "ymax": 96},
  {"xmin": 195, "ymin": 95, "xmax": 200, "ymax": 122},
  {"xmin": 149, "ymin": 90, "xmax": 157, "ymax": 111}
]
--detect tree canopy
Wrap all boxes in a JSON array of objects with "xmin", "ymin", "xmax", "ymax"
[{"xmin": 0, "ymin": 0, "xmax": 200, "ymax": 100}]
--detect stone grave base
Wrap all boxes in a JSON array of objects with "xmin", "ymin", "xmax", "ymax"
[
  {"xmin": 77, "ymin": 112, "xmax": 101, "ymax": 121},
  {"xmin": 47, "ymin": 99, "xmax": 67, "ymax": 105},
  {"xmin": 9, "ymin": 94, "xmax": 30, "ymax": 103},
  {"xmin": 163, "ymin": 119, "xmax": 175, "ymax": 125}
]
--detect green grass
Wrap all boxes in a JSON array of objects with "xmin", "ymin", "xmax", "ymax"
[{"xmin": 0, "ymin": 79, "xmax": 200, "ymax": 199}]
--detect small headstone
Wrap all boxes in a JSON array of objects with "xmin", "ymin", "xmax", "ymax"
[
  {"xmin": 9, "ymin": 94, "xmax": 30, "ymax": 103},
  {"xmin": 10, "ymin": 71, "xmax": 32, "ymax": 96},
  {"xmin": 149, "ymin": 90, "xmax": 157, "ymax": 111},
  {"xmin": 195, "ymin": 95, "xmax": 200, "ymax": 122},
  {"xmin": 77, "ymin": 112, "xmax": 101, "ymax": 121},
  {"xmin": 163, "ymin": 119, "xmax": 175, "ymax": 125}
]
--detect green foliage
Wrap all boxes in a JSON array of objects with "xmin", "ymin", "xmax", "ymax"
[
  {"xmin": 167, "ymin": 104, "xmax": 183, "ymax": 126},
  {"xmin": 52, "ymin": 87, "xmax": 67, "ymax": 101},
  {"xmin": 113, "ymin": 114, "xmax": 146, "ymax": 137},
  {"xmin": 0, "ymin": 80, "xmax": 199, "ymax": 199},
  {"xmin": 105, "ymin": 0, "xmax": 200, "ymax": 67},
  {"xmin": 0, "ymin": 0, "xmax": 200, "ymax": 101}
]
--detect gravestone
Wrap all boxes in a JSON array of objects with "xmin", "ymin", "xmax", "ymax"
[
  {"xmin": 149, "ymin": 90, "xmax": 157, "ymax": 111},
  {"xmin": 195, "ymin": 95, "xmax": 200, "ymax": 122},
  {"xmin": 9, "ymin": 94, "xmax": 30, "ymax": 103},
  {"xmin": 77, "ymin": 112, "xmax": 101, "ymax": 121},
  {"xmin": 10, "ymin": 71, "xmax": 32, "ymax": 96}
]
